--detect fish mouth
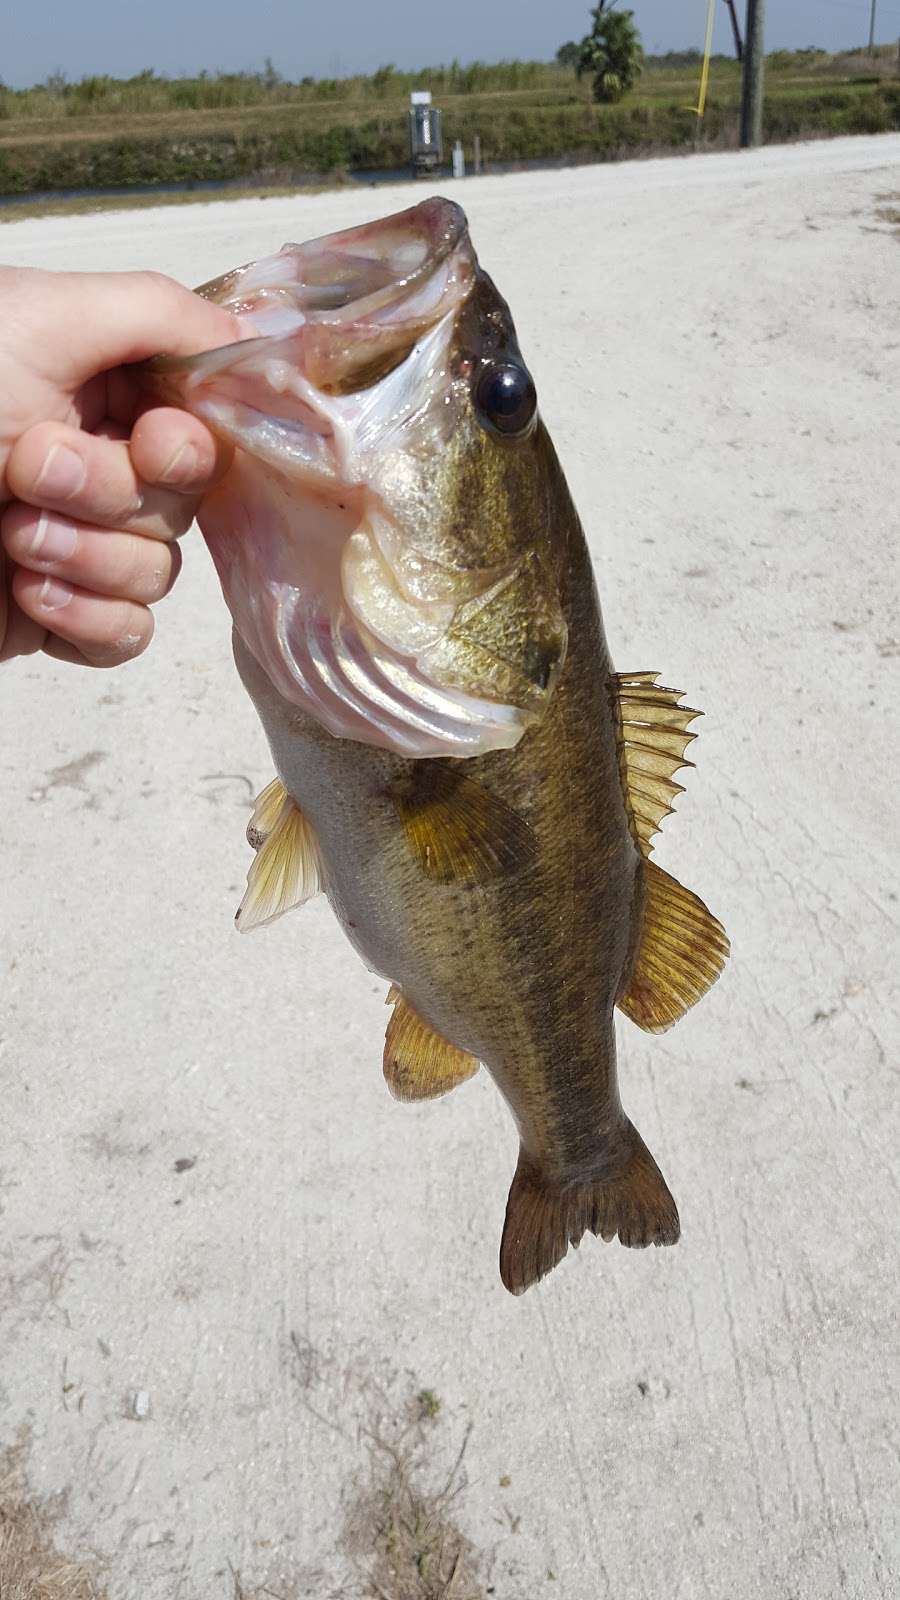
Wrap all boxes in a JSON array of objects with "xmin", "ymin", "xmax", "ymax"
[{"xmin": 161, "ymin": 197, "xmax": 474, "ymax": 407}]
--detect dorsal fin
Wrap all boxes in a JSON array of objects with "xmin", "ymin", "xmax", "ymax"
[
  {"xmin": 614, "ymin": 672, "xmax": 701, "ymax": 857},
  {"xmin": 236, "ymin": 780, "xmax": 323, "ymax": 932},
  {"xmin": 615, "ymin": 674, "xmax": 729, "ymax": 1029},
  {"xmin": 618, "ymin": 860, "xmax": 729, "ymax": 1033}
]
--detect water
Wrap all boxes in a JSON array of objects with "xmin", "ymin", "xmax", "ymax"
[
  {"xmin": 0, "ymin": 152, "xmax": 613, "ymax": 210},
  {"xmin": 0, "ymin": 168, "xmax": 417, "ymax": 209}
]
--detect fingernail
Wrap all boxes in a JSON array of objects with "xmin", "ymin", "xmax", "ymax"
[
  {"xmin": 37, "ymin": 577, "xmax": 73, "ymax": 611},
  {"xmin": 35, "ymin": 444, "xmax": 86, "ymax": 501},
  {"xmin": 29, "ymin": 513, "xmax": 78, "ymax": 563},
  {"xmin": 159, "ymin": 442, "xmax": 199, "ymax": 486}
]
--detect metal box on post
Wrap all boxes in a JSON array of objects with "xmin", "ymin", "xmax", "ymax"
[{"xmin": 408, "ymin": 91, "xmax": 443, "ymax": 176}]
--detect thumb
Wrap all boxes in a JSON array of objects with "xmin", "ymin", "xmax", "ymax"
[{"xmin": 30, "ymin": 268, "xmax": 246, "ymax": 384}]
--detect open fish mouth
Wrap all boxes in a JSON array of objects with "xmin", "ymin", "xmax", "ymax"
[
  {"xmin": 145, "ymin": 199, "xmax": 565, "ymax": 758},
  {"xmin": 154, "ymin": 197, "xmax": 475, "ymax": 466}
]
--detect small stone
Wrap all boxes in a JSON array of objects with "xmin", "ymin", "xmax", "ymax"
[{"xmin": 131, "ymin": 1389, "xmax": 151, "ymax": 1420}]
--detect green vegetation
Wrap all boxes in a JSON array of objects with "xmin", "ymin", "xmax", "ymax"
[
  {"xmin": 575, "ymin": 3, "xmax": 644, "ymax": 105},
  {"xmin": 1, "ymin": 47, "xmax": 899, "ymax": 199},
  {"xmin": 416, "ymin": 1388, "xmax": 442, "ymax": 1421},
  {"xmin": 0, "ymin": 60, "xmax": 565, "ymax": 121},
  {"xmin": 556, "ymin": 42, "xmax": 581, "ymax": 72}
]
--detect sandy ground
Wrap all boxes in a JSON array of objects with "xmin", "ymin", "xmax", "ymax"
[{"xmin": 1, "ymin": 134, "xmax": 899, "ymax": 1599}]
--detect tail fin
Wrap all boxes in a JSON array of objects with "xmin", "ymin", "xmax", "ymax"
[{"xmin": 499, "ymin": 1127, "xmax": 679, "ymax": 1296}]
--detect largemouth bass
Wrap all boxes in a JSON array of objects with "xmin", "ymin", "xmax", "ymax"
[{"xmin": 145, "ymin": 198, "xmax": 728, "ymax": 1294}]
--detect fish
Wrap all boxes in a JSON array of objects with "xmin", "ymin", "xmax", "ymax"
[{"xmin": 143, "ymin": 197, "xmax": 729, "ymax": 1295}]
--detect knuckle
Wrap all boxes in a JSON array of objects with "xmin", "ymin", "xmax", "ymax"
[
  {"xmin": 140, "ymin": 269, "xmax": 178, "ymax": 304},
  {"xmin": 0, "ymin": 266, "xmax": 30, "ymax": 315},
  {"xmin": 92, "ymin": 612, "xmax": 152, "ymax": 665},
  {"xmin": 0, "ymin": 502, "xmax": 34, "ymax": 555},
  {"xmin": 129, "ymin": 547, "xmax": 172, "ymax": 602},
  {"xmin": 7, "ymin": 423, "xmax": 62, "ymax": 496},
  {"xmin": 147, "ymin": 496, "xmax": 194, "ymax": 540},
  {"xmin": 168, "ymin": 501, "xmax": 195, "ymax": 538},
  {"xmin": 111, "ymin": 633, "xmax": 150, "ymax": 665}
]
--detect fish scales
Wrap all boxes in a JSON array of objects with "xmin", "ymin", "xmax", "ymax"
[{"xmin": 141, "ymin": 197, "xmax": 728, "ymax": 1294}]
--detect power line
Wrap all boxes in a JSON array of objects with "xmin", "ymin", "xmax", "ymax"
[{"xmin": 723, "ymin": 0, "xmax": 743, "ymax": 60}]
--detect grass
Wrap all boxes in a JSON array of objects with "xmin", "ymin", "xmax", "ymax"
[
  {"xmin": 1, "ymin": 48, "xmax": 899, "ymax": 200},
  {"xmin": 283, "ymin": 1335, "xmax": 493, "ymax": 1599},
  {"xmin": 0, "ymin": 1439, "xmax": 106, "ymax": 1600},
  {"xmin": 343, "ymin": 1405, "xmax": 483, "ymax": 1599},
  {"xmin": 1, "ymin": 1372, "xmax": 485, "ymax": 1600},
  {"xmin": 1, "ymin": 1362, "xmax": 491, "ymax": 1600}
]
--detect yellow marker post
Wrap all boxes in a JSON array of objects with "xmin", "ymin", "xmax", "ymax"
[{"xmin": 685, "ymin": 0, "xmax": 716, "ymax": 119}]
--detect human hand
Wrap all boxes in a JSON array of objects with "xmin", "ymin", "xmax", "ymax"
[{"xmin": 0, "ymin": 266, "xmax": 244, "ymax": 666}]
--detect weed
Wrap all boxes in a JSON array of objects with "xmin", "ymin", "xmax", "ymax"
[
  {"xmin": 0, "ymin": 1438, "xmax": 106, "ymax": 1600},
  {"xmin": 344, "ymin": 1413, "xmax": 483, "ymax": 1599},
  {"xmin": 417, "ymin": 1391, "xmax": 442, "ymax": 1422}
]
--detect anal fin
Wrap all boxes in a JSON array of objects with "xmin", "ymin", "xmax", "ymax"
[
  {"xmin": 236, "ymin": 779, "xmax": 323, "ymax": 932},
  {"xmin": 618, "ymin": 858, "xmax": 729, "ymax": 1033},
  {"xmin": 500, "ymin": 1126, "xmax": 680, "ymax": 1295},
  {"xmin": 383, "ymin": 989, "xmax": 480, "ymax": 1101}
]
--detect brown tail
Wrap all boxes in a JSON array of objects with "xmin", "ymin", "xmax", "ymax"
[{"xmin": 499, "ymin": 1125, "xmax": 680, "ymax": 1296}]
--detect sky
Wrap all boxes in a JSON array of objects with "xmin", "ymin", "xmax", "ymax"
[{"xmin": 5, "ymin": 1, "xmax": 900, "ymax": 90}]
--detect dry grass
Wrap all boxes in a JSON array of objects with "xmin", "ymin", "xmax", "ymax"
[
  {"xmin": 284, "ymin": 1334, "xmax": 490, "ymax": 1600},
  {"xmin": 343, "ymin": 1409, "xmax": 484, "ymax": 1600},
  {"xmin": 225, "ymin": 1559, "xmax": 299, "ymax": 1600},
  {"xmin": 0, "ymin": 1357, "xmax": 498, "ymax": 1599},
  {"xmin": 0, "ymin": 1442, "xmax": 105, "ymax": 1600}
]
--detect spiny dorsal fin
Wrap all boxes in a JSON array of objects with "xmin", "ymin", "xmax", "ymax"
[
  {"xmin": 236, "ymin": 782, "xmax": 323, "ymax": 932},
  {"xmin": 618, "ymin": 860, "xmax": 729, "ymax": 1034},
  {"xmin": 383, "ymin": 989, "xmax": 480, "ymax": 1101},
  {"xmin": 391, "ymin": 766, "xmax": 535, "ymax": 884},
  {"xmin": 615, "ymin": 672, "xmax": 701, "ymax": 857}
]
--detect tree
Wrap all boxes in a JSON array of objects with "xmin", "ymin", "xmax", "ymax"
[
  {"xmin": 576, "ymin": 3, "xmax": 643, "ymax": 105},
  {"xmin": 262, "ymin": 56, "xmax": 281, "ymax": 93},
  {"xmin": 556, "ymin": 42, "xmax": 580, "ymax": 71},
  {"xmin": 370, "ymin": 64, "xmax": 397, "ymax": 96}
]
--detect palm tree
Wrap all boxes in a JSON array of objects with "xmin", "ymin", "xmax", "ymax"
[{"xmin": 576, "ymin": 3, "xmax": 644, "ymax": 105}]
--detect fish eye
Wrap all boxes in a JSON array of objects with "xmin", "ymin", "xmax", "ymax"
[{"xmin": 474, "ymin": 362, "xmax": 537, "ymax": 437}]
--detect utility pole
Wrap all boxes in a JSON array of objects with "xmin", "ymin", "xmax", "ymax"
[
  {"xmin": 740, "ymin": 0, "xmax": 765, "ymax": 148},
  {"xmin": 724, "ymin": 0, "xmax": 743, "ymax": 61},
  {"xmin": 868, "ymin": 0, "xmax": 877, "ymax": 56}
]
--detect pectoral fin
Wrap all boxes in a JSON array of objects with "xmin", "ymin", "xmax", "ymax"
[
  {"xmin": 236, "ymin": 781, "xmax": 323, "ymax": 932},
  {"xmin": 384, "ymin": 989, "xmax": 480, "ymax": 1100},
  {"xmin": 618, "ymin": 860, "xmax": 729, "ymax": 1033},
  {"xmin": 391, "ymin": 766, "xmax": 535, "ymax": 884}
]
